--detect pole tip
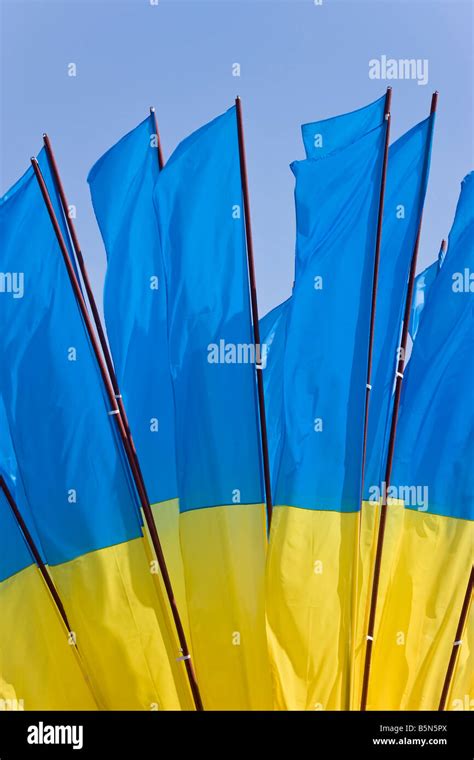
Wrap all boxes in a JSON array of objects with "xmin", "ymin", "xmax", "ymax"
[
  {"xmin": 150, "ymin": 106, "xmax": 155, "ymax": 113},
  {"xmin": 236, "ymin": 95, "xmax": 240, "ymax": 100},
  {"xmin": 42, "ymin": 132, "xmax": 47, "ymax": 138},
  {"xmin": 30, "ymin": 156, "xmax": 37, "ymax": 163},
  {"xmin": 441, "ymin": 238, "xmax": 447, "ymax": 252}
]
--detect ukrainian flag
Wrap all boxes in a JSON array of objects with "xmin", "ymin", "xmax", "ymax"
[
  {"xmin": 88, "ymin": 115, "xmax": 188, "ymax": 637},
  {"xmin": 0, "ymin": 402, "xmax": 97, "ymax": 710},
  {"xmin": 356, "ymin": 172, "xmax": 474, "ymax": 710},
  {"xmin": 266, "ymin": 101, "xmax": 386, "ymax": 710},
  {"xmin": 0, "ymin": 159, "xmax": 194, "ymax": 710},
  {"xmin": 352, "ymin": 114, "xmax": 436, "ymax": 708},
  {"xmin": 154, "ymin": 107, "xmax": 273, "ymax": 710}
]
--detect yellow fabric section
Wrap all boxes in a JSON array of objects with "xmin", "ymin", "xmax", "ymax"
[
  {"xmin": 353, "ymin": 501, "xmax": 473, "ymax": 710},
  {"xmin": 266, "ymin": 505, "xmax": 358, "ymax": 710},
  {"xmin": 50, "ymin": 536, "xmax": 194, "ymax": 710},
  {"xmin": 350, "ymin": 500, "xmax": 380, "ymax": 709},
  {"xmin": 179, "ymin": 503, "xmax": 273, "ymax": 710},
  {"xmin": 149, "ymin": 499, "xmax": 190, "ymax": 643},
  {"xmin": 0, "ymin": 564, "xmax": 97, "ymax": 710},
  {"xmin": 448, "ymin": 600, "xmax": 473, "ymax": 711}
]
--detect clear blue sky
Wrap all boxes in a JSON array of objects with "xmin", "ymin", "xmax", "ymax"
[{"xmin": 1, "ymin": 0, "xmax": 472, "ymax": 316}]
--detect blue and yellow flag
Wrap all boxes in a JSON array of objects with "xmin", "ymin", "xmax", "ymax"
[
  {"xmin": 88, "ymin": 116, "xmax": 187, "ymax": 631},
  {"xmin": 0, "ymin": 399, "xmax": 97, "ymax": 710},
  {"xmin": 266, "ymin": 101, "xmax": 386, "ymax": 710},
  {"xmin": 0, "ymin": 157, "xmax": 193, "ymax": 710},
  {"xmin": 361, "ymin": 172, "xmax": 474, "ymax": 710},
  {"xmin": 154, "ymin": 106, "xmax": 272, "ymax": 710},
  {"xmin": 0, "ymin": 491, "xmax": 98, "ymax": 711},
  {"xmin": 351, "ymin": 115, "xmax": 436, "ymax": 706}
]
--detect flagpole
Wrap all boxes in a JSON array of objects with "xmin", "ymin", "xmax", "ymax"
[
  {"xmin": 150, "ymin": 107, "xmax": 165, "ymax": 170},
  {"xmin": 0, "ymin": 475, "xmax": 102, "ymax": 708},
  {"xmin": 439, "ymin": 237, "xmax": 447, "ymax": 270},
  {"xmin": 360, "ymin": 91, "xmax": 438, "ymax": 711},
  {"xmin": 438, "ymin": 565, "xmax": 473, "ymax": 711},
  {"xmin": 31, "ymin": 157, "xmax": 204, "ymax": 712},
  {"xmin": 360, "ymin": 86, "xmax": 392, "ymax": 495},
  {"xmin": 349, "ymin": 87, "xmax": 392, "ymax": 709},
  {"xmin": 235, "ymin": 95, "xmax": 273, "ymax": 529},
  {"xmin": 43, "ymin": 121, "xmax": 167, "ymax": 491},
  {"xmin": 42, "ymin": 134, "xmax": 138, "ymax": 450}
]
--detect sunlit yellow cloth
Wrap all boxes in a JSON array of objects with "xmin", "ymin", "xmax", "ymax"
[
  {"xmin": 448, "ymin": 601, "xmax": 473, "ymax": 711},
  {"xmin": 50, "ymin": 536, "xmax": 194, "ymax": 710},
  {"xmin": 0, "ymin": 564, "xmax": 97, "ymax": 710},
  {"xmin": 353, "ymin": 500, "xmax": 473, "ymax": 710},
  {"xmin": 266, "ymin": 505, "xmax": 358, "ymax": 710},
  {"xmin": 180, "ymin": 503, "xmax": 273, "ymax": 710},
  {"xmin": 150, "ymin": 499, "xmax": 191, "ymax": 643}
]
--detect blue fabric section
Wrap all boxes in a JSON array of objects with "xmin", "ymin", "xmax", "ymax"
[
  {"xmin": 362, "ymin": 117, "xmax": 434, "ymax": 499},
  {"xmin": 392, "ymin": 172, "xmax": 474, "ymax": 520},
  {"xmin": 409, "ymin": 259, "xmax": 439, "ymax": 343},
  {"xmin": 0, "ymin": 396, "xmax": 47, "ymax": 580},
  {"xmin": 154, "ymin": 106, "xmax": 264, "ymax": 512},
  {"xmin": 301, "ymin": 94, "xmax": 386, "ymax": 160},
  {"xmin": 259, "ymin": 298, "xmax": 291, "ymax": 490},
  {"xmin": 274, "ymin": 124, "xmax": 385, "ymax": 512},
  {"xmin": 0, "ymin": 163, "xmax": 143, "ymax": 568},
  {"xmin": 0, "ymin": 488, "xmax": 34, "ymax": 582},
  {"xmin": 88, "ymin": 116, "xmax": 178, "ymax": 506}
]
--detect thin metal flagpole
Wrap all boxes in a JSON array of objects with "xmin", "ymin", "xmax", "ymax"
[
  {"xmin": 438, "ymin": 565, "xmax": 473, "ymax": 711},
  {"xmin": 42, "ymin": 134, "xmax": 139, "ymax": 455},
  {"xmin": 235, "ymin": 96, "xmax": 273, "ymax": 530},
  {"xmin": 43, "ymin": 120, "xmax": 167, "ymax": 504},
  {"xmin": 0, "ymin": 475, "xmax": 102, "ymax": 708},
  {"xmin": 350, "ymin": 86, "xmax": 392, "ymax": 708},
  {"xmin": 439, "ymin": 237, "xmax": 447, "ymax": 269},
  {"xmin": 30, "ymin": 156, "xmax": 204, "ymax": 712},
  {"xmin": 360, "ymin": 91, "xmax": 439, "ymax": 711},
  {"xmin": 360, "ymin": 86, "xmax": 392, "ymax": 498},
  {"xmin": 150, "ymin": 106, "xmax": 165, "ymax": 170}
]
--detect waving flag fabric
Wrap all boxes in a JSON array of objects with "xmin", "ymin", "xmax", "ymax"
[
  {"xmin": 0, "ymin": 483, "xmax": 97, "ymax": 710},
  {"xmin": 154, "ymin": 106, "xmax": 272, "ymax": 710},
  {"xmin": 409, "ymin": 241, "xmax": 446, "ymax": 343},
  {"xmin": 361, "ymin": 116, "xmax": 435, "ymax": 501},
  {"xmin": 0, "ymin": 158, "xmax": 194, "ymax": 710},
  {"xmin": 448, "ymin": 602, "xmax": 473, "ymax": 711},
  {"xmin": 88, "ymin": 116, "xmax": 187, "ymax": 630},
  {"xmin": 0, "ymin": 398, "xmax": 96, "ymax": 709},
  {"xmin": 350, "ymin": 116, "xmax": 436, "ymax": 705},
  {"xmin": 266, "ymin": 106, "xmax": 386, "ymax": 709},
  {"xmin": 302, "ymin": 93, "xmax": 386, "ymax": 161},
  {"xmin": 259, "ymin": 297, "xmax": 291, "ymax": 487},
  {"xmin": 363, "ymin": 172, "xmax": 474, "ymax": 709}
]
